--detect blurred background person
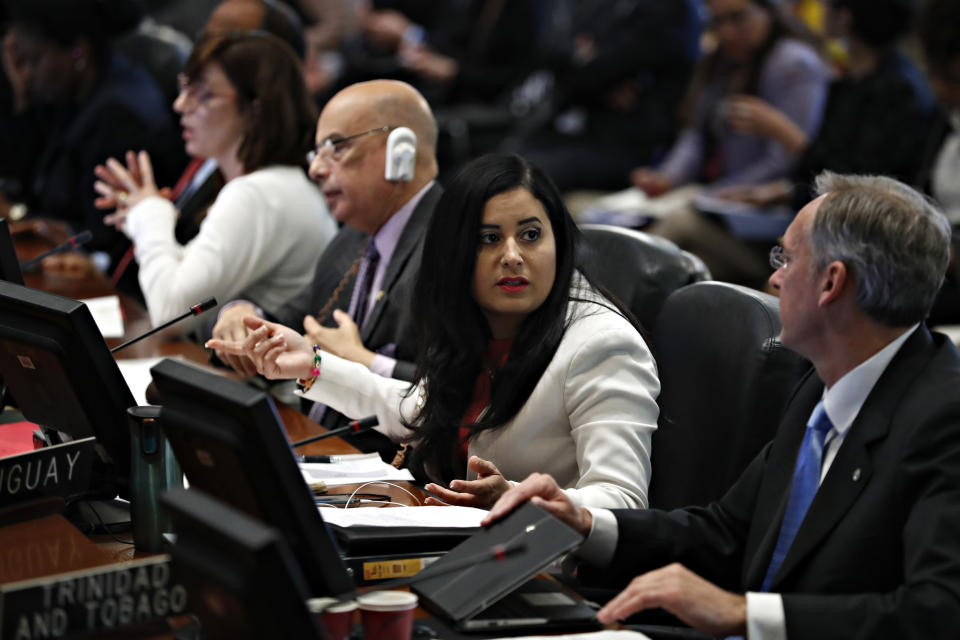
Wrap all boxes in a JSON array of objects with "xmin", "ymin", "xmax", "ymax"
[
  {"xmin": 917, "ymin": 0, "xmax": 960, "ymax": 226},
  {"xmin": 506, "ymin": 0, "xmax": 703, "ymax": 193},
  {"xmin": 0, "ymin": 0, "xmax": 185, "ymax": 294},
  {"xmin": 341, "ymin": 0, "xmax": 538, "ymax": 109},
  {"xmin": 571, "ymin": 0, "xmax": 827, "ymax": 237},
  {"xmin": 633, "ymin": 0, "xmax": 828, "ymax": 200},
  {"xmin": 669, "ymin": 0, "xmax": 935, "ymax": 287},
  {"xmin": 94, "ymin": 32, "xmax": 335, "ymax": 332},
  {"xmin": 34, "ymin": 0, "xmax": 315, "ymax": 299},
  {"xmin": 916, "ymin": 0, "xmax": 960, "ymax": 322}
]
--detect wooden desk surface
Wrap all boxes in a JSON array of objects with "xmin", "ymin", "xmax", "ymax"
[
  {"xmin": 8, "ymin": 232, "xmax": 427, "ymax": 566},
  {"xmin": 0, "ymin": 514, "xmax": 114, "ymax": 585}
]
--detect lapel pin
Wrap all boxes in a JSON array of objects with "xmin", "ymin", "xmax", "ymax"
[
  {"xmin": 852, "ymin": 468, "xmax": 861, "ymax": 482},
  {"xmin": 376, "ymin": 290, "xmax": 385, "ymax": 301}
]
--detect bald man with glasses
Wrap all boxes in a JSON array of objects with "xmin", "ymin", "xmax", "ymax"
[{"xmin": 210, "ymin": 79, "xmax": 441, "ymax": 459}]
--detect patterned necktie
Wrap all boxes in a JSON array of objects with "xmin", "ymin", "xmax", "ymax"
[
  {"xmin": 308, "ymin": 238, "xmax": 380, "ymax": 424},
  {"xmin": 760, "ymin": 401, "xmax": 834, "ymax": 591},
  {"xmin": 348, "ymin": 238, "xmax": 381, "ymax": 331}
]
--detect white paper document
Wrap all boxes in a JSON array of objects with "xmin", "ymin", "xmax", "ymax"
[
  {"xmin": 318, "ymin": 505, "xmax": 487, "ymax": 529},
  {"xmin": 581, "ymin": 185, "xmax": 704, "ymax": 221},
  {"xmin": 80, "ymin": 295, "xmax": 125, "ymax": 338},
  {"xmin": 300, "ymin": 455, "xmax": 415, "ymax": 487},
  {"xmin": 116, "ymin": 356, "xmax": 227, "ymax": 406},
  {"xmin": 117, "ymin": 357, "xmax": 166, "ymax": 406}
]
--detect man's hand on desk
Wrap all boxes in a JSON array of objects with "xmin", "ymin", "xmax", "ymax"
[
  {"xmin": 596, "ymin": 563, "xmax": 747, "ymax": 635},
  {"xmin": 485, "ymin": 475, "xmax": 748, "ymax": 636},
  {"xmin": 424, "ymin": 456, "xmax": 511, "ymax": 509},
  {"xmin": 303, "ymin": 309, "xmax": 375, "ymax": 368},
  {"xmin": 483, "ymin": 472, "xmax": 592, "ymax": 535},
  {"xmin": 211, "ymin": 302, "xmax": 261, "ymax": 376},
  {"xmin": 207, "ymin": 315, "xmax": 314, "ymax": 380}
]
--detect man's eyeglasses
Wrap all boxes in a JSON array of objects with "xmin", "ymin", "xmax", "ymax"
[
  {"xmin": 769, "ymin": 245, "xmax": 792, "ymax": 270},
  {"xmin": 306, "ymin": 125, "xmax": 395, "ymax": 164}
]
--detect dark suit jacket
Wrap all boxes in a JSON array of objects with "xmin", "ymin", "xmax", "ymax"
[
  {"xmin": 584, "ymin": 326, "xmax": 960, "ymax": 639},
  {"xmin": 269, "ymin": 183, "xmax": 443, "ymax": 451}
]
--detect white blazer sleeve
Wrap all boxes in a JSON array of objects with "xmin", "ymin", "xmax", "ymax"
[
  {"xmin": 561, "ymin": 324, "xmax": 659, "ymax": 509},
  {"xmin": 124, "ymin": 182, "xmax": 278, "ymax": 326},
  {"xmin": 295, "ymin": 350, "xmax": 420, "ymax": 442}
]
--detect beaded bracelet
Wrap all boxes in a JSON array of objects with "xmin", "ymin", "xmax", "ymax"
[{"xmin": 296, "ymin": 345, "xmax": 323, "ymax": 392}]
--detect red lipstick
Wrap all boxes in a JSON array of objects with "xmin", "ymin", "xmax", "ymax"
[{"xmin": 497, "ymin": 276, "xmax": 529, "ymax": 293}]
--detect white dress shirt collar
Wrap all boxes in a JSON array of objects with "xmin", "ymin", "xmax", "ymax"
[{"xmin": 821, "ymin": 323, "xmax": 919, "ymax": 440}]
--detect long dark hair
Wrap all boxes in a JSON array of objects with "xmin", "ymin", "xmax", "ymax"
[{"xmin": 404, "ymin": 153, "xmax": 631, "ymax": 481}]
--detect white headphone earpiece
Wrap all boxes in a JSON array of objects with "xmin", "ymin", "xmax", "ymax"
[{"xmin": 384, "ymin": 127, "xmax": 417, "ymax": 182}]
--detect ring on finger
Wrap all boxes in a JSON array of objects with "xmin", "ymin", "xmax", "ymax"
[{"xmin": 116, "ymin": 191, "xmax": 128, "ymax": 204}]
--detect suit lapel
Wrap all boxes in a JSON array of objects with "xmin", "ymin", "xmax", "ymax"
[
  {"xmin": 765, "ymin": 327, "xmax": 935, "ymax": 590},
  {"xmin": 360, "ymin": 184, "xmax": 441, "ymax": 341}
]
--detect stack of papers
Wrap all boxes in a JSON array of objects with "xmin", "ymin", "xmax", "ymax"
[
  {"xmin": 300, "ymin": 455, "xmax": 414, "ymax": 487},
  {"xmin": 319, "ymin": 505, "xmax": 486, "ymax": 528}
]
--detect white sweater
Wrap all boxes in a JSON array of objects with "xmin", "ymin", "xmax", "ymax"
[
  {"xmin": 299, "ymin": 294, "xmax": 660, "ymax": 509},
  {"xmin": 124, "ymin": 165, "xmax": 336, "ymax": 328}
]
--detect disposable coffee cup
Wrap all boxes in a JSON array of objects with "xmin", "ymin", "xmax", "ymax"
[
  {"xmin": 357, "ymin": 591, "xmax": 418, "ymax": 640},
  {"xmin": 307, "ymin": 597, "xmax": 357, "ymax": 640}
]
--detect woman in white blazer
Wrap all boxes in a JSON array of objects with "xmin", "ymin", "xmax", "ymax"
[
  {"xmin": 94, "ymin": 32, "xmax": 336, "ymax": 330},
  {"xmin": 209, "ymin": 154, "xmax": 660, "ymax": 509}
]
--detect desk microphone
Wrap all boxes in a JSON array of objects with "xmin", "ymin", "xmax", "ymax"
[
  {"xmin": 110, "ymin": 297, "xmax": 217, "ymax": 354},
  {"xmin": 290, "ymin": 416, "xmax": 379, "ymax": 449},
  {"xmin": 19, "ymin": 230, "xmax": 94, "ymax": 271}
]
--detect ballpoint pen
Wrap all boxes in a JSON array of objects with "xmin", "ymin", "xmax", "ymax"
[{"xmin": 297, "ymin": 452, "xmax": 380, "ymax": 464}]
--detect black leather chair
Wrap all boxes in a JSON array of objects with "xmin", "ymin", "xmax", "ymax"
[
  {"xmin": 649, "ymin": 281, "xmax": 812, "ymax": 511},
  {"xmin": 578, "ymin": 224, "xmax": 711, "ymax": 333}
]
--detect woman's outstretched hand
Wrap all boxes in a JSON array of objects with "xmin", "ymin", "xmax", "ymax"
[
  {"xmin": 206, "ymin": 316, "xmax": 315, "ymax": 380},
  {"xmin": 96, "ymin": 150, "xmax": 170, "ymax": 230},
  {"xmin": 424, "ymin": 456, "xmax": 512, "ymax": 509}
]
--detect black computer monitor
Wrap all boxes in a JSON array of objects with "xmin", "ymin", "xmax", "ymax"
[
  {"xmin": 0, "ymin": 280, "xmax": 134, "ymax": 493},
  {"xmin": 151, "ymin": 358, "xmax": 356, "ymax": 600},
  {"xmin": 161, "ymin": 487, "xmax": 326, "ymax": 640},
  {"xmin": 0, "ymin": 219, "xmax": 24, "ymax": 286}
]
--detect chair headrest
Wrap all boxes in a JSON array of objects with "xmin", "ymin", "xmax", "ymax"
[{"xmin": 579, "ymin": 224, "xmax": 710, "ymax": 332}]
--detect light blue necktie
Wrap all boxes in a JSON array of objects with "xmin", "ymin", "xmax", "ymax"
[{"xmin": 760, "ymin": 400, "xmax": 834, "ymax": 592}]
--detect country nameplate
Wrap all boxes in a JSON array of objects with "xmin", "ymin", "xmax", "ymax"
[
  {"xmin": 0, "ymin": 438, "xmax": 99, "ymax": 510},
  {"xmin": 0, "ymin": 554, "xmax": 188, "ymax": 640}
]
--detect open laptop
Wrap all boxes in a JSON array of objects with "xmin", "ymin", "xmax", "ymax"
[{"xmin": 412, "ymin": 501, "xmax": 600, "ymax": 633}]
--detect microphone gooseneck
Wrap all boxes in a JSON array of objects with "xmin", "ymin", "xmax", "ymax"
[
  {"xmin": 290, "ymin": 416, "xmax": 379, "ymax": 449},
  {"xmin": 20, "ymin": 230, "xmax": 94, "ymax": 271},
  {"xmin": 110, "ymin": 297, "xmax": 217, "ymax": 354}
]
